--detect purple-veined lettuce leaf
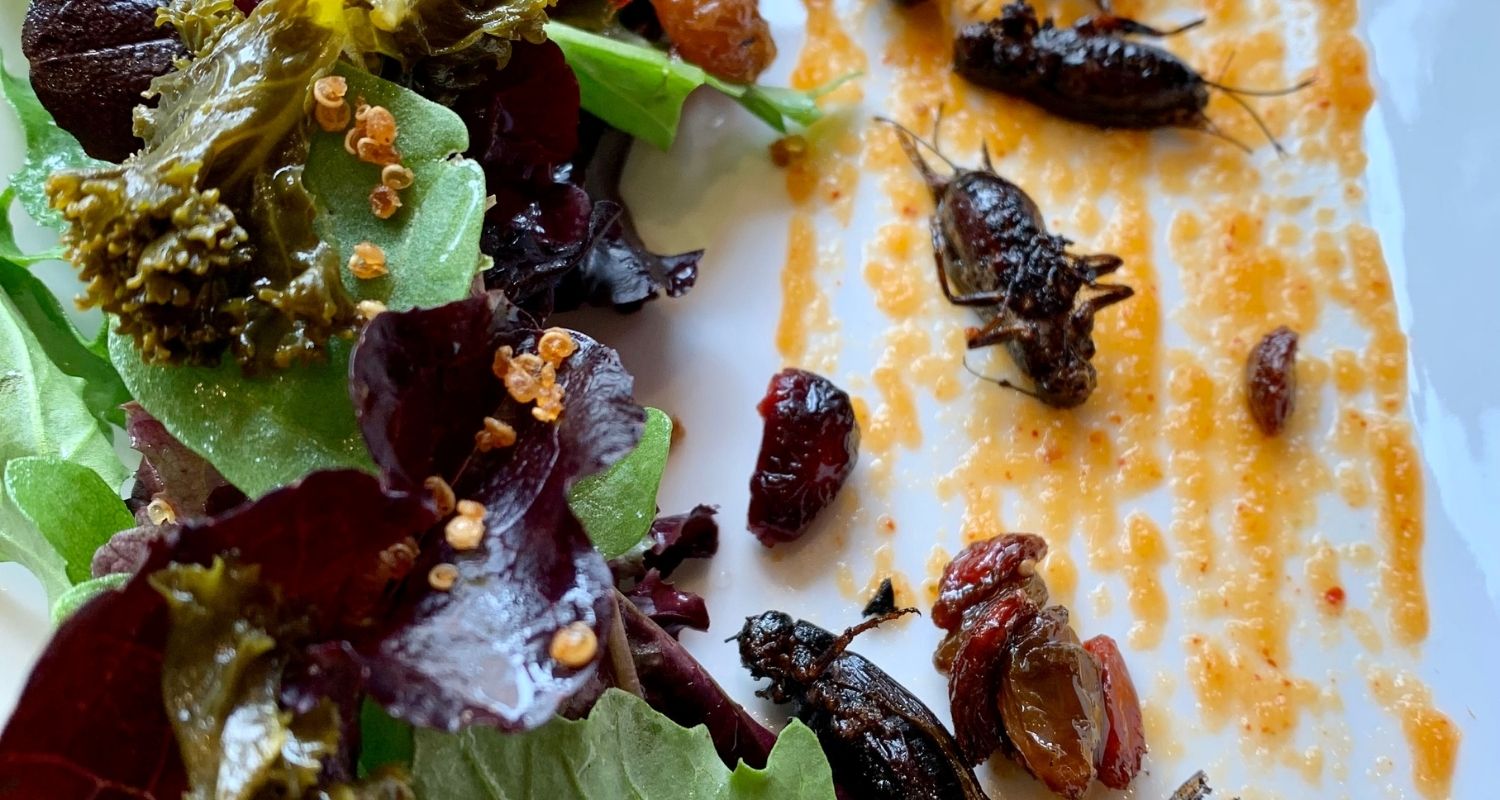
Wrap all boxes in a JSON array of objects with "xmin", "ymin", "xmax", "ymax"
[
  {"xmin": 620, "ymin": 598, "xmax": 778, "ymax": 770},
  {"xmin": 0, "ymin": 470, "xmax": 431, "ymax": 797},
  {"xmin": 624, "ymin": 569, "xmax": 709, "ymax": 637},
  {"xmin": 451, "ymin": 40, "xmax": 701, "ymax": 315},
  {"xmin": 645, "ymin": 503, "xmax": 719, "ymax": 576},
  {"xmin": 124, "ymin": 401, "xmax": 245, "ymax": 523},
  {"xmin": 349, "ymin": 294, "xmax": 644, "ymax": 731}
]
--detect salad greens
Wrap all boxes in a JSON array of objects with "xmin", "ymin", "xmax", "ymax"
[
  {"xmin": 570, "ymin": 406, "xmax": 673, "ymax": 558},
  {"xmin": 413, "ymin": 689, "xmax": 837, "ymax": 800},
  {"xmin": 48, "ymin": 572, "xmax": 127, "ymax": 623},
  {"xmin": 0, "ymin": 59, "xmax": 101, "ymax": 229},
  {"xmin": 0, "ymin": 256, "xmax": 129, "ymax": 428},
  {"xmin": 0, "ymin": 287, "xmax": 125, "ymax": 601},
  {"xmin": 51, "ymin": 0, "xmax": 357, "ymax": 368},
  {"xmin": 5, "ymin": 456, "xmax": 133, "ymax": 584},
  {"xmin": 306, "ymin": 63, "xmax": 486, "ymax": 310},
  {"xmin": 547, "ymin": 22, "xmax": 826, "ymax": 150},
  {"xmin": 112, "ymin": 62, "xmax": 487, "ymax": 498}
]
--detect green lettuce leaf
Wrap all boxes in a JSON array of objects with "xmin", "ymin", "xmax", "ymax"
[
  {"xmin": 5, "ymin": 456, "xmax": 133, "ymax": 584},
  {"xmin": 0, "ymin": 290, "xmax": 126, "ymax": 600},
  {"xmin": 358, "ymin": 699, "xmax": 415, "ymax": 777},
  {"xmin": 568, "ymin": 406, "xmax": 671, "ymax": 558},
  {"xmin": 545, "ymin": 22, "xmax": 827, "ymax": 150},
  {"xmin": 306, "ymin": 62, "xmax": 486, "ymax": 309},
  {"xmin": 0, "ymin": 257, "xmax": 130, "ymax": 429},
  {"xmin": 49, "ymin": 572, "xmax": 129, "ymax": 623},
  {"xmin": 111, "ymin": 67, "xmax": 485, "ymax": 497},
  {"xmin": 413, "ymin": 689, "xmax": 837, "ymax": 800},
  {"xmin": 0, "ymin": 58, "xmax": 104, "ymax": 229}
]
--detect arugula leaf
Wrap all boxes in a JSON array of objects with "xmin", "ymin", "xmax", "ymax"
[
  {"xmin": 0, "ymin": 57, "xmax": 104, "ymax": 229},
  {"xmin": 546, "ymin": 22, "xmax": 826, "ymax": 150},
  {"xmin": 49, "ymin": 573, "xmax": 128, "ymax": 623},
  {"xmin": 306, "ymin": 63, "xmax": 486, "ymax": 309},
  {"xmin": 0, "ymin": 257, "xmax": 130, "ymax": 429},
  {"xmin": 110, "ymin": 335, "xmax": 372, "ymax": 498},
  {"xmin": 111, "ymin": 68, "xmax": 487, "ymax": 498},
  {"xmin": 0, "ymin": 290, "xmax": 126, "ymax": 600},
  {"xmin": 0, "ymin": 189, "xmax": 64, "ymax": 265},
  {"xmin": 358, "ymin": 699, "xmax": 415, "ymax": 777},
  {"xmin": 568, "ymin": 406, "xmax": 671, "ymax": 558},
  {"xmin": 5, "ymin": 456, "xmax": 132, "ymax": 584},
  {"xmin": 412, "ymin": 689, "xmax": 837, "ymax": 800}
]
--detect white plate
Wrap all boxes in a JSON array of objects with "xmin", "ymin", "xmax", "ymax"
[{"xmin": 2, "ymin": 1, "xmax": 1497, "ymax": 799}]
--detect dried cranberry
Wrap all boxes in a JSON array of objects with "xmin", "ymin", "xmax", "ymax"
[
  {"xmin": 650, "ymin": 0, "xmax": 777, "ymax": 83},
  {"xmin": 945, "ymin": 590, "xmax": 1035, "ymax": 763},
  {"xmin": 747, "ymin": 368, "xmax": 859, "ymax": 546},
  {"xmin": 999, "ymin": 607, "xmax": 1106, "ymax": 800},
  {"xmin": 933, "ymin": 533, "xmax": 1048, "ymax": 631},
  {"xmin": 1083, "ymin": 635, "xmax": 1146, "ymax": 789},
  {"xmin": 1246, "ymin": 325, "xmax": 1298, "ymax": 436}
]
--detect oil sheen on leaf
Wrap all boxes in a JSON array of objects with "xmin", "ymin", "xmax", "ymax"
[
  {"xmin": 112, "ymin": 68, "xmax": 485, "ymax": 497},
  {"xmin": 412, "ymin": 689, "xmax": 837, "ymax": 800},
  {"xmin": 5, "ymin": 455, "xmax": 133, "ymax": 584},
  {"xmin": 568, "ymin": 406, "xmax": 671, "ymax": 558}
]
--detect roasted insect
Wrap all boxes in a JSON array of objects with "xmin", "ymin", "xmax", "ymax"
[
  {"xmin": 737, "ymin": 610, "xmax": 990, "ymax": 800},
  {"xmin": 932, "ymin": 534, "xmax": 1146, "ymax": 799},
  {"xmin": 954, "ymin": 1, "xmax": 1311, "ymax": 153},
  {"xmin": 883, "ymin": 119, "xmax": 1132, "ymax": 407},
  {"xmin": 1246, "ymin": 325, "xmax": 1298, "ymax": 436},
  {"xmin": 748, "ymin": 369, "xmax": 860, "ymax": 545}
]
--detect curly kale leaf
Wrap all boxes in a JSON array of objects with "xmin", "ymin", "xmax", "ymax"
[{"xmin": 47, "ymin": 0, "xmax": 357, "ymax": 369}]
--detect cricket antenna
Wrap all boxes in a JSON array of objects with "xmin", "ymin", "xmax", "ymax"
[
  {"xmin": 874, "ymin": 115, "xmax": 960, "ymax": 191},
  {"xmin": 961, "ymin": 355, "xmax": 1045, "ymax": 401},
  {"xmin": 1206, "ymin": 77, "xmax": 1314, "ymax": 157}
]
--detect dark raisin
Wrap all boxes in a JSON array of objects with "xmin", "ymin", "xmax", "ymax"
[
  {"xmin": 999, "ymin": 606, "xmax": 1106, "ymax": 800},
  {"xmin": 1083, "ymin": 634, "xmax": 1146, "ymax": 789},
  {"xmin": 649, "ymin": 0, "xmax": 777, "ymax": 83},
  {"xmin": 747, "ymin": 368, "xmax": 859, "ymax": 546},
  {"xmin": 22, "ymin": 0, "xmax": 184, "ymax": 162},
  {"xmin": 932, "ymin": 533, "xmax": 1048, "ymax": 631},
  {"xmin": 945, "ymin": 590, "xmax": 1035, "ymax": 763},
  {"xmin": 1246, "ymin": 326, "xmax": 1299, "ymax": 436}
]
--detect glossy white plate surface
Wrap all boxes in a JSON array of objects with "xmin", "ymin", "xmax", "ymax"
[{"xmin": 1, "ymin": 0, "xmax": 1496, "ymax": 799}]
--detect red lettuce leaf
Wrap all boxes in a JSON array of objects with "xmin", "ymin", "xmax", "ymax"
[
  {"xmin": 620, "ymin": 598, "xmax": 777, "ymax": 769},
  {"xmin": 450, "ymin": 42, "xmax": 700, "ymax": 314},
  {"xmin": 21, "ymin": 0, "xmax": 184, "ymax": 161},
  {"xmin": 349, "ymin": 295, "xmax": 644, "ymax": 731},
  {"xmin": 623, "ymin": 569, "xmax": 709, "ymax": 637},
  {"xmin": 0, "ymin": 568, "xmax": 183, "ymax": 799},
  {"xmin": 645, "ymin": 503, "xmax": 719, "ymax": 576},
  {"xmin": 124, "ymin": 401, "xmax": 245, "ymax": 523},
  {"xmin": 0, "ymin": 470, "xmax": 429, "ymax": 797}
]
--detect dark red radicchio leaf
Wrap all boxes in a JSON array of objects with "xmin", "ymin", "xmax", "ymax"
[
  {"xmin": 454, "ymin": 40, "xmax": 700, "ymax": 314},
  {"xmin": 0, "ymin": 470, "xmax": 426, "ymax": 799},
  {"xmin": 624, "ymin": 569, "xmax": 710, "ymax": 636},
  {"xmin": 644, "ymin": 504, "xmax": 719, "ymax": 574},
  {"xmin": 619, "ymin": 598, "xmax": 778, "ymax": 770},
  {"xmin": 0, "ymin": 569, "xmax": 183, "ymax": 800},
  {"xmin": 22, "ymin": 0, "xmax": 185, "ymax": 162},
  {"xmin": 349, "ymin": 295, "xmax": 645, "ymax": 731}
]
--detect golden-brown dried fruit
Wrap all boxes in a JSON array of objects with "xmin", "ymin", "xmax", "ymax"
[{"xmin": 650, "ymin": 0, "xmax": 777, "ymax": 83}]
